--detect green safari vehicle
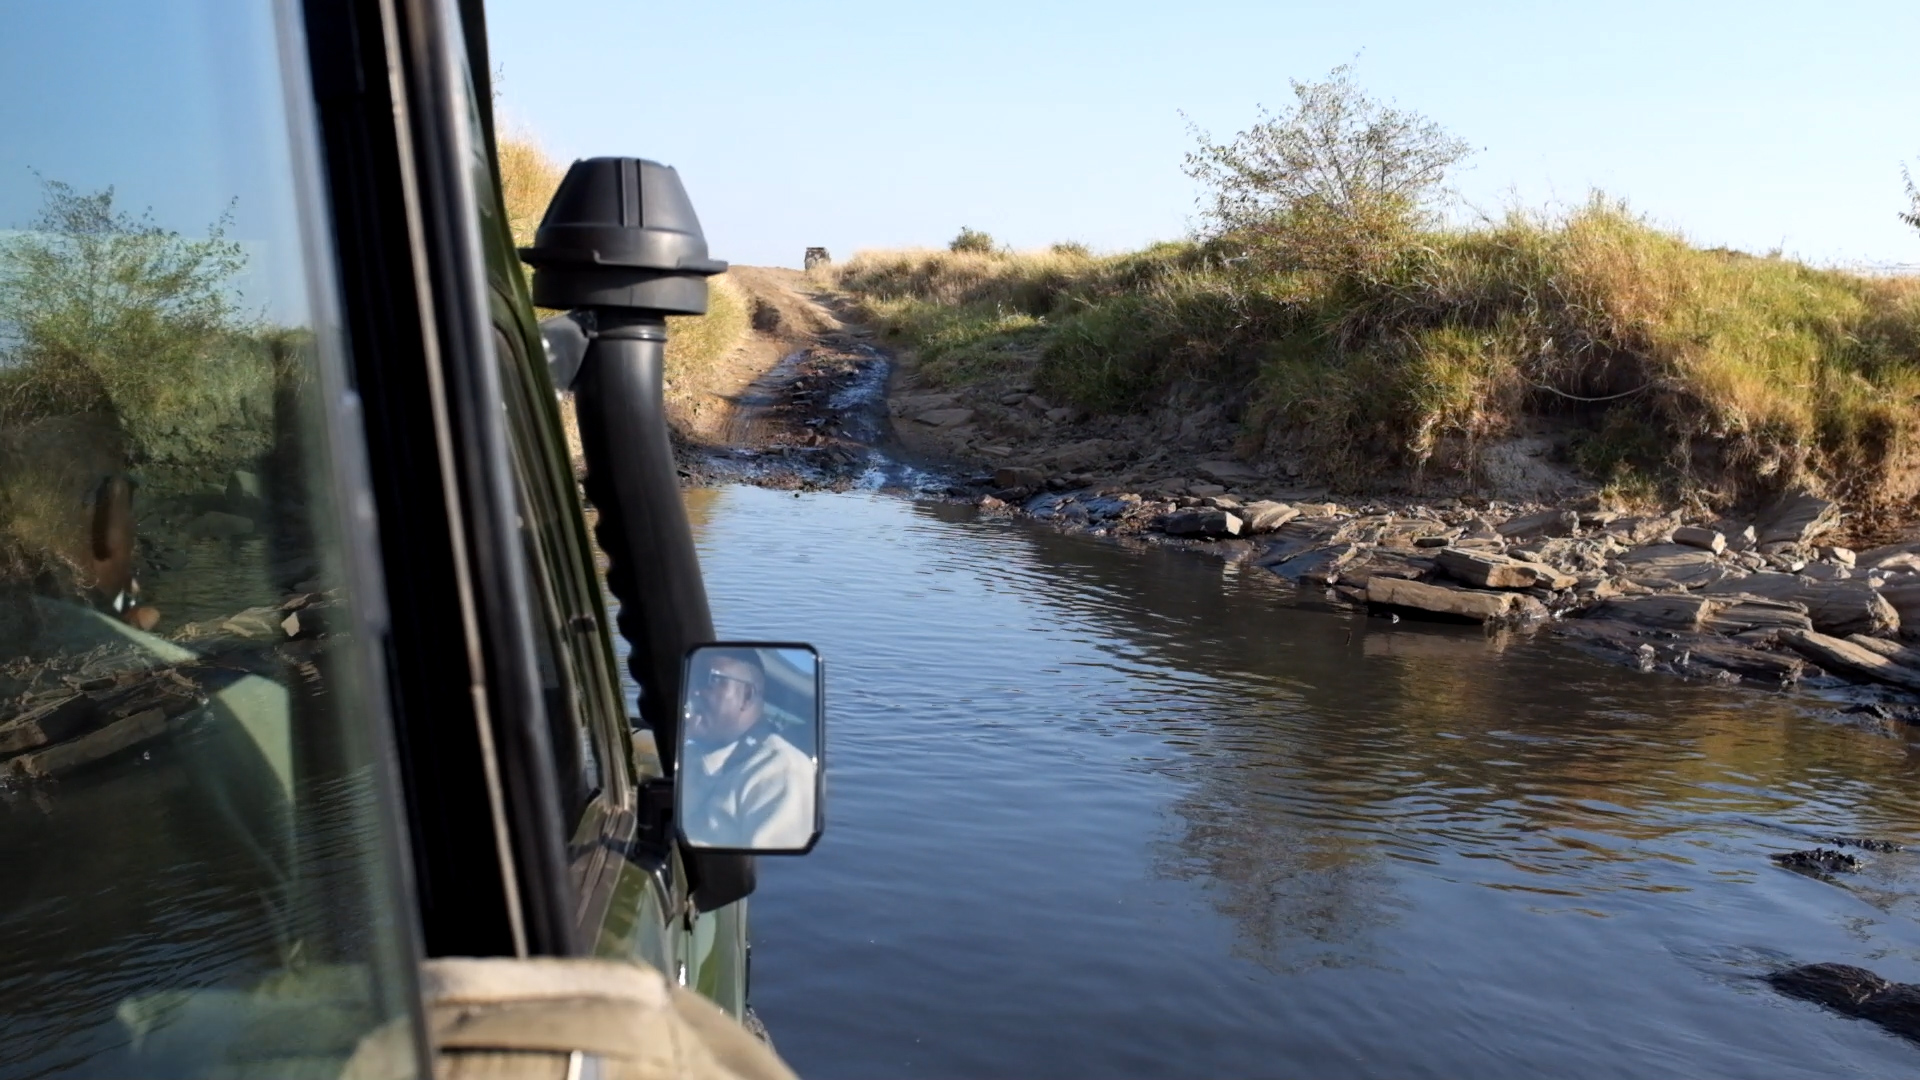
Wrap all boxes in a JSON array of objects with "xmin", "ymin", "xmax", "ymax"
[{"xmin": 0, "ymin": 0, "xmax": 823, "ymax": 1075}]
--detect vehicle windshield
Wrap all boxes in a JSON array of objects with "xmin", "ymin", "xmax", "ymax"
[{"xmin": 0, "ymin": 3, "xmax": 419, "ymax": 1076}]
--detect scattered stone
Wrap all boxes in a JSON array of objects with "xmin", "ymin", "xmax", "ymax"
[
  {"xmin": 914, "ymin": 408, "xmax": 976, "ymax": 428},
  {"xmin": 1607, "ymin": 514, "xmax": 1679, "ymax": 545},
  {"xmin": 1185, "ymin": 483, "xmax": 1227, "ymax": 498},
  {"xmin": 1716, "ymin": 522, "xmax": 1758, "ymax": 552},
  {"xmin": 1239, "ymin": 501, "xmax": 1298, "ymax": 533},
  {"xmin": 1822, "ymin": 545, "xmax": 1857, "ymax": 567},
  {"xmin": 1756, "ymin": 492, "xmax": 1841, "ymax": 546},
  {"xmin": 892, "ymin": 393, "xmax": 959, "ymax": 415},
  {"xmin": 1497, "ymin": 509, "xmax": 1580, "ymax": 540},
  {"xmin": 993, "ymin": 466, "xmax": 1044, "ymax": 489},
  {"xmin": 1879, "ymin": 581, "xmax": 1920, "ymax": 641},
  {"xmin": 1045, "ymin": 406, "xmax": 1078, "ymax": 424},
  {"xmin": 1436, "ymin": 548, "xmax": 1576, "ymax": 590},
  {"xmin": 1825, "ymin": 835, "xmax": 1905, "ymax": 853},
  {"xmin": 1366, "ymin": 577, "xmax": 1533, "ymax": 622},
  {"xmin": 997, "ymin": 391, "xmax": 1028, "ymax": 406},
  {"xmin": 1414, "ymin": 535, "xmax": 1451, "ymax": 548},
  {"xmin": 1194, "ymin": 460, "xmax": 1261, "ymax": 486},
  {"xmin": 1771, "ymin": 848, "xmax": 1861, "ymax": 874},
  {"xmin": 1163, "ymin": 509, "xmax": 1243, "ymax": 539},
  {"xmin": 1800, "ymin": 561, "xmax": 1853, "ymax": 582},
  {"xmin": 1672, "ymin": 526, "xmax": 1726, "ymax": 553}
]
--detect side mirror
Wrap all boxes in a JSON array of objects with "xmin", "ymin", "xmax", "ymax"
[{"xmin": 676, "ymin": 644, "xmax": 824, "ymax": 854}]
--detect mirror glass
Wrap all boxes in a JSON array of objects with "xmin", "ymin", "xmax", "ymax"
[{"xmin": 677, "ymin": 644, "xmax": 822, "ymax": 852}]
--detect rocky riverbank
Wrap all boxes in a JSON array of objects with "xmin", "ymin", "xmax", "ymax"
[
  {"xmin": 677, "ymin": 269, "xmax": 1920, "ymax": 715},
  {"xmin": 953, "ymin": 472, "xmax": 1920, "ymax": 703}
]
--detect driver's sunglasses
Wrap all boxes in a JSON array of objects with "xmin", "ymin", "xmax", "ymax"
[{"xmin": 703, "ymin": 670, "xmax": 758, "ymax": 700}]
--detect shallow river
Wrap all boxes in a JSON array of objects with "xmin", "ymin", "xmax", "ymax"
[{"xmin": 684, "ymin": 484, "xmax": 1920, "ymax": 1079}]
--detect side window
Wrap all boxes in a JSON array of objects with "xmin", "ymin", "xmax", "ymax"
[
  {"xmin": 493, "ymin": 327, "xmax": 627, "ymax": 823},
  {"xmin": 0, "ymin": 3, "xmax": 419, "ymax": 1077}
]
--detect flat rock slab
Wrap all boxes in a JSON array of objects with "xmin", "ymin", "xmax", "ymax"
[
  {"xmin": 1768, "ymin": 963, "xmax": 1920, "ymax": 1044},
  {"xmin": 913, "ymin": 408, "xmax": 976, "ymax": 428},
  {"xmin": 6, "ymin": 708, "xmax": 170, "ymax": 779},
  {"xmin": 1555, "ymin": 621, "xmax": 1809, "ymax": 685},
  {"xmin": 1497, "ymin": 509, "xmax": 1580, "ymax": 540},
  {"xmin": 1704, "ymin": 574, "xmax": 1899, "ymax": 637},
  {"xmin": 1589, "ymin": 594, "xmax": 1717, "ymax": 631},
  {"xmin": 1163, "ymin": 508, "xmax": 1243, "ymax": 539},
  {"xmin": 1855, "ymin": 541, "xmax": 1920, "ymax": 569},
  {"xmin": 1270, "ymin": 544, "xmax": 1359, "ymax": 586},
  {"xmin": 1366, "ymin": 576, "xmax": 1532, "ymax": 622},
  {"xmin": 1239, "ymin": 500, "xmax": 1299, "ymax": 533},
  {"xmin": 1781, "ymin": 630, "xmax": 1920, "ymax": 693},
  {"xmin": 1705, "ymin": 595, "xmax": 1814, "ymax": 635},
  {"xmin": 1617, "ymin": 544, "xmax": 1729, "ymax": 589},
  {"xmin": 1436, "ymin": 548, "xmax": 1576, "ymax": 590},
  {"xmin": 1756, "ymin": 492, "xmax": 1841, "ymax": 546},
  {"xmin": 1672, "ymin": 526, "xmax": 1726, "ymax": 553}
]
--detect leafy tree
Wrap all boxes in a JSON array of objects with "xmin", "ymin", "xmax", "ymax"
[
  {"xmin": 0, "ymin": 180, "xmax": 269, "ymax": 466},
  {"xmin": 1184, "ymin": 64, "xmax": 1473, "ymax": 276}
]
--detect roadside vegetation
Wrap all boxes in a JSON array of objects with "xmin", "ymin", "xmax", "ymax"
[
  {"xmin": 495, "ymin": 131, "xmax": 747, "ymax": 394},
  {"xmin": 834, "ymin": 67, "xmax": 1920, "ymax": 519}
]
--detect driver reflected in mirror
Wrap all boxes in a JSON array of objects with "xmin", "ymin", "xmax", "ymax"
[{"xmin": 681, "ymin": 646, "xmax": 817, "ymax": 850}]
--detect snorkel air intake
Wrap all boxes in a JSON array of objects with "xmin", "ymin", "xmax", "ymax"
[{"xmin": 521, "ymin": 158, "xmax": 750, "ymax": 911}]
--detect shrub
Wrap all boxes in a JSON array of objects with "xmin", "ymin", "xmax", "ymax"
[
  {"xmin": 0, "ymin": 181, "xmax": 272, "ymax": 471},
  {"xmin": 949, "ymin": 227, "xmax": 996, "ymax": 254},
  {"xmin": 1183, "ymin": 64, "xmax": 1472, "ymax": 278}
]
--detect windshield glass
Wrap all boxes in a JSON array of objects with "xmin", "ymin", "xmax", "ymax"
[{"xmin": 0, "ymin": 3, "xmax": 420, "ymax": 1076}]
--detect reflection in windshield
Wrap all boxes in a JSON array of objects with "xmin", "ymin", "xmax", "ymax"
[{"xmin": 0, "ymin": 3, "xmax": 416, "ymax": 1076}]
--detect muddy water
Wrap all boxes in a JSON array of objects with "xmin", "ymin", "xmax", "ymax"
[{"xmin": 682, "ymin": 484, "xmax": 1920, "ymax": 1079}]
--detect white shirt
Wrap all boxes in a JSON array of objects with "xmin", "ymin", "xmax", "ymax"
[{"xmin": 684, "ymin": 730, "xmax": 815, "ymax": 849}]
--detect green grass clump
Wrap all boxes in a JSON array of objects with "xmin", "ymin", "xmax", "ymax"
[{"xmin": 835, "ymin": 199, "xmax": 1920, "ymax": 510}]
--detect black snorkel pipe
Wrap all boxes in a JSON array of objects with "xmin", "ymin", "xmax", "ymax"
[{"xmin": 521, "ymin": 158, "xmax": 753, "ymax": 912}]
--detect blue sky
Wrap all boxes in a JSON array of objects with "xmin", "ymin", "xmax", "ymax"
[
  {"xmin": 1, "ymin": 0, "xmax": 314, "ymax": 323},
  {"xmin": 486, "ymin": 0, "xmax": 1920, "ymax": 271}
]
